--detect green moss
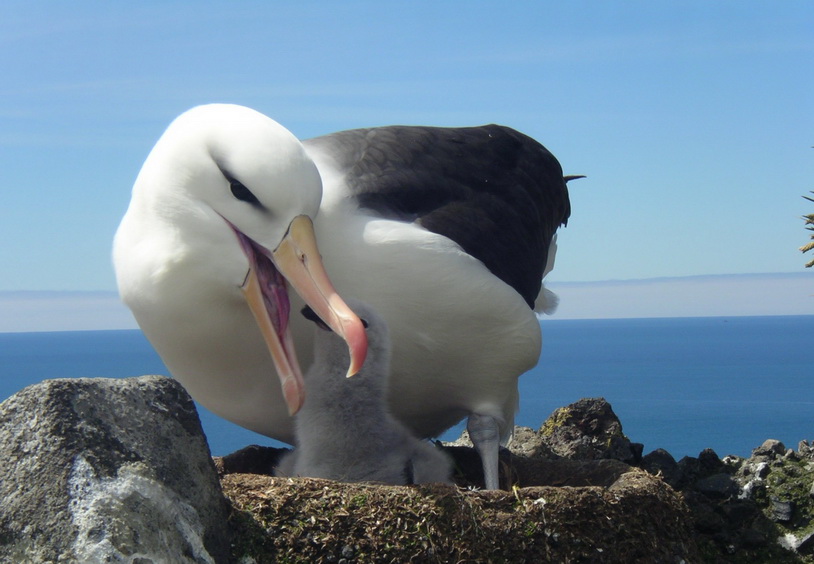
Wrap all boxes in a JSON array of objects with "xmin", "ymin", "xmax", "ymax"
[
  {"xmin": 764, "ymin": 459, "xmax": 814, "ymax": 554},
  {"xmin": 228, "ymin": 507, "xmax": 279, "ymax": 564},
  {"xmin": 349, "ymin": 493, "xmax": 368, "ymax": 509}
]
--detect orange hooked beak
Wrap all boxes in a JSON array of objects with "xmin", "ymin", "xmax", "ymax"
[{"xmin": 237, "ymin": 215, "xmax": 368, "ymax": 415}]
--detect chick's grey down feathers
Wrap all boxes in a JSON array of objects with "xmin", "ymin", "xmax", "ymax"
[{"xmin": 276, "ymin": 299, "xmax": 453, "ymax": 484}]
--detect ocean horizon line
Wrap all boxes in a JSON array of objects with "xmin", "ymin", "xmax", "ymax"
[
  {"xmin": 3, "ymin": 313, "xmax": 814, "ymax": 338},
  {"xmin": 1, "ymin": 271, "xmax": 811, "ymax": 333}
]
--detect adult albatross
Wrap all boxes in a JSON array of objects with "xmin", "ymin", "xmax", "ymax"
[{"xmin": 113, "ymin": 104, "xmax": 571, "ymax": 490}]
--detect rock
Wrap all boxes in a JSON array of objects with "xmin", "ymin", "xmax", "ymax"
[
  {"xmin": 778, "ymin": 530, "xmax": 814, "ymax": 554},
  {"xmin": 629, "ymin": 442, "xmax": 645, "ymax": 463},
  {"xmin": 214, "ymin": 444, "xmax": 290, "ymax": 476},
  {"xmin": 734, "ymin": 459, "xmax": 770, "ymax": 502},
  {"xmin": 449, "ymin": 427, "xmax": 561, "ymax": 463},
  {"xmin": 721, "ymin": 500, "xmax": 760, "ymax": 528},
  {"xmin": 783, "ymin": 448, "xmax": 799, "ymax": 462},
  {"xmin": 510, "ymin": 458, "xmax": 633, "ymax": 489},
  {"xmin": 798, "ymin": 531, "xmax": 814, "ymax": 554},
  {"xmin": 739, "ymin": 527, "xmax": 767, "ymax": 548},
  {"xmin": 0, "ymin": 376, "xmax": 230, "ymax": 563},
  {"xmin": 739, "ymin": 480, "xmax": 759, "ymax": 500},
  {"xmin": 641, "ymin": 448, "xmax": 681, "ymax": 487},
  {"xmin": 505, "ymin": 425, "xmax": 559, "ymax": 459},
  {"xmin": 752, "ymin": 439, "xmax": 786, "ymax": 459},
  {"xmin": 697, "ymin": 448, "xmax": 725, "ymax": 474},
  {"xmin": 798, "ymin": 440, "xmax": 813, "ymax": 459},
  {"xmin": 689, "ymin": 499, "xmax": 725, "ymax": 534},
  {"xmin": 675, "ymin": 456, "xmax": 701, "ymax": 489},
  {"xmin": 770, "ymin": 497, "xmax": 794, "ymax": 522},
  {"xmin": 754, "ymin": 461, "xmax": 771, "ymax": 479},
  {"xmin": 538, "ymin": 398, "xmax": 641, "ymax": 464},
  {"xmin": 448, "ymin": 426, "xmax": 561, "ymax": 488},
  {"xmin": 695, "ymin": 473, "xmax": 739, "ymax": 499}
]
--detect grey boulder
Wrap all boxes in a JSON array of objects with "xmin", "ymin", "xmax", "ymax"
[{"xmin": 0, "ymin": 375, "xmax": 230, "ymax": 563}]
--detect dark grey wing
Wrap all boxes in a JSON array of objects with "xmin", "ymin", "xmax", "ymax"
[{"xmin": 304, "ymin": 125, "xmax": 571, "ymax": 308}]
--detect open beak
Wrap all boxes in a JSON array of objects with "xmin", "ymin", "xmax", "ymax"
[{"xmin": 236, "ymin": 215, "xmax": 368, "ymax": 415}]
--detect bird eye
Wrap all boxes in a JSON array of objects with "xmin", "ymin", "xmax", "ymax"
[
  {"xmin": 229, "ymin": 178, "xmax": 262, "ymax": 207},
  {"xmin": 360, "ymin": 318, "xmax": 369, "ymax": 329}
]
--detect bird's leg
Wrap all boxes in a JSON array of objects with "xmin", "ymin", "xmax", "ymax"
[{"xmin": 467, "ymin": 413, "xmax": 501, "ymax": 490}]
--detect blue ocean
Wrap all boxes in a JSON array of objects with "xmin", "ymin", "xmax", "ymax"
[{"xmin": 1, "ymin": 315, "xmax": 811, "ymax": 460}]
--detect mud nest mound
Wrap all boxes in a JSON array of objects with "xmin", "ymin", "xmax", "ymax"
[{"xmin": 219, "ymin": 450, "xmax": 697, "ymax": 563}]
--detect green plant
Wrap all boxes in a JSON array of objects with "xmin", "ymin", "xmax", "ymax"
[{"xmin": 801, "ymin": 192, "xmax": 814, "ymax": 268}]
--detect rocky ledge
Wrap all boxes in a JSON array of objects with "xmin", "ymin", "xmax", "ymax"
[{"xmin": 1, "ymin": 376, "xmax": 812, "ymax": 563}]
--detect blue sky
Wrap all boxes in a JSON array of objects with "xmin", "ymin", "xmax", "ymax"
[{"xmin": 1, "ymin": 2, "xmax": 813, "ymax": 323}]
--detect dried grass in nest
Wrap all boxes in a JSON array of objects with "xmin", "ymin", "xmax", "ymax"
[{"xmin": 222, "ymin": 468, "xmax": 698, "ymax": 563}]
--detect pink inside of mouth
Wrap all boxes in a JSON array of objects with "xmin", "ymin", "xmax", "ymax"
[{"xmin": 232, "ymin": 228, "xmax": 290, "ymax": 338}]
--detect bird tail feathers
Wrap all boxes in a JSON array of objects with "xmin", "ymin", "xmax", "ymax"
[{"xmin": 534, "ymin": 284, "xmax": 559, "ymax": 315}]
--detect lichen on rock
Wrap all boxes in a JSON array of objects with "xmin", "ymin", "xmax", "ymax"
[{"xmin": 0, "ymin": 376, "xmax": 230, "ymax": 563}]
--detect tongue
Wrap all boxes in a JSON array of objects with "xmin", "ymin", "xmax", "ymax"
[
  {"xmin": 232, "ymin": 226, "xmax": 306, "ymax": 415},
  {"xmin": 234, "ymin": 230, "xmax": 290, "ymax": 339}
]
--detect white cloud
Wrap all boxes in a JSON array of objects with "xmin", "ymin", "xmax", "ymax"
[
  {"xmin": 1, "ymin": 272, "xmax": 811, "ymax": 333},
  {"xmin": 546, "ymin": 272, "xmax": 814, "ymax": 320},
  {"xmin": 0, "ymin": 292, "xmax": 137, "ymax": 333}
]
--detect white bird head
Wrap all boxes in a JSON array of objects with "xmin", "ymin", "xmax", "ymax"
[{"xmin": 114, "ymin": 104, "xmax": 368, "ymax": 416}]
